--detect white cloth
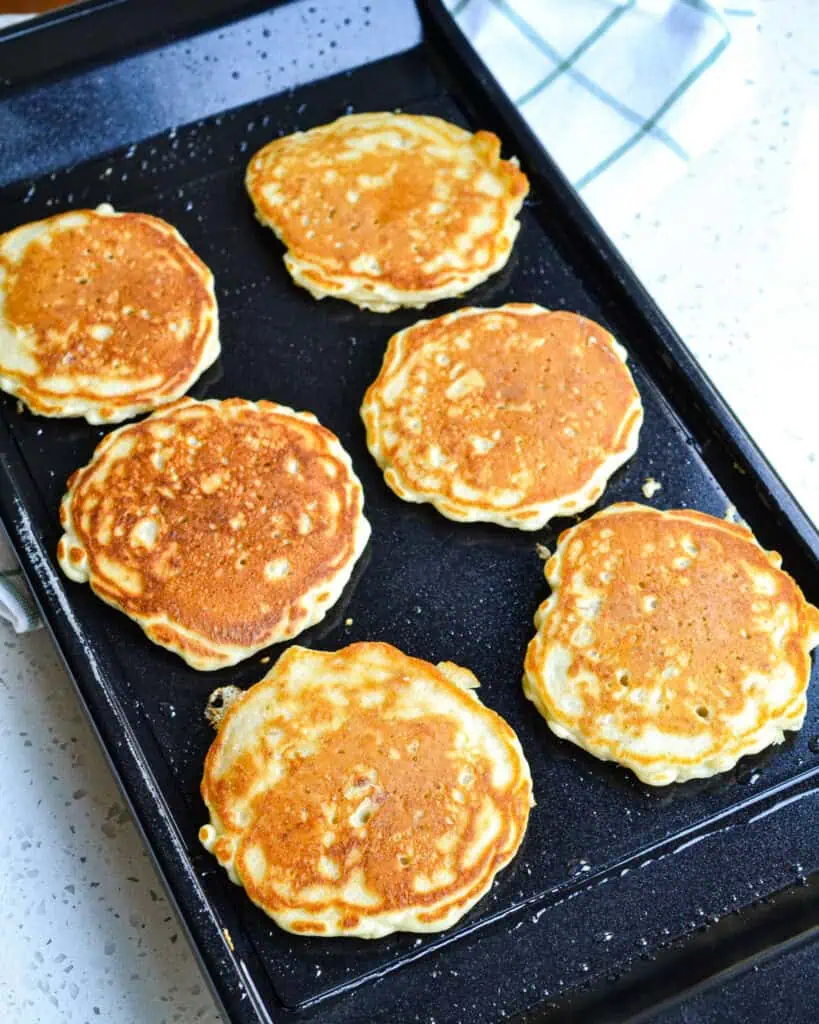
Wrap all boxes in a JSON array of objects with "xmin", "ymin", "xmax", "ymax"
[{"xmin": 445, "ymin": 0, "xmax": 757, "ymax": 226}]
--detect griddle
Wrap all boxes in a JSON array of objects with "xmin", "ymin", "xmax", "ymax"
[{"xmin": 1, "ymin": 2, "xmax": 818, "ymax": 1022}]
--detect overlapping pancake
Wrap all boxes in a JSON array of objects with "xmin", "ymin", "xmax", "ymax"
[
  {"xmin": 200, "ymin": 642, "xmax": 533, "ymax": 938},
  {"xmin": 57, "ymin": 397, "xmax": 370, "ymax": 670},
  {"xmin": 361, "ymin": 305, "xmax": 643, "ymax": 529},
  {"xmin": 523, "ymin": 503, "xmax": 819, "ymax": 785},
  {"xmin": 0, "ymin": 204, "xmax": 220, "ymax": 423},
  {"xmin": 246, "ymin": 112, "xmax": 529, "ymax": 312}
]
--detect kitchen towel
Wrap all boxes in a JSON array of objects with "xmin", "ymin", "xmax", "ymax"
[
  {"xmin": 0, "ymin": 0, "xmax": 755, "ymax": 633},
  {"xmin": 444, "ymin": 0, "xmax": 756, "ymax": 225}
]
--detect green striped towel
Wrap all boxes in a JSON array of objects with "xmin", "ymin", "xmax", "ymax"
[{"xmin": 445, "ymin": 0, "xmax": 757, "ymax": 226}]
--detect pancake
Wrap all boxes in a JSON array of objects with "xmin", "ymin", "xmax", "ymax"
[
  {"xmin": 246, "ymin": 112, "xmax": 529, "ymax": 312},
  {"xmin": 361, "ymin": 305, "xmax": 643, "ymax": 530},
  {"xmin": 200, "ymin": 642, "xmax": 533, "ymax": 938},
  {"xmin": 523, "ymin": 503, "xmax": 819, "ymax": 785},
  {"xmin": 0, "ymin": 204, "xmax": 219, "ymax": 424},
  {"xmin": 57, "ymin": 397, "xmax": 370, "ymax": 670}
]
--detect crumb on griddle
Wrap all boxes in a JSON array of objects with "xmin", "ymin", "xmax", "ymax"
[{"xmin": 205, "ymin": 685, "xmax": 244, "ymax": 730}]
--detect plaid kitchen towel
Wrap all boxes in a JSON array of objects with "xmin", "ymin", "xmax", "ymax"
[
  {"xmin": 445, "ymin": 0, "xmax": 757, "ymax": 224},
  {"xmin": 0, "ymin": 0, "xmax": 756, "ymax": 633}
]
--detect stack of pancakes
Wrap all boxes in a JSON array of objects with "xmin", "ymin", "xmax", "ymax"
[{"xmin": 4, "ymin": 109, "xmax": 817, "ymax": 940}]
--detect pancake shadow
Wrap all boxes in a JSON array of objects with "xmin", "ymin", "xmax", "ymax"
[
  {"xmin": 371, "ymin": 491, "xmax": 564, "ymax": 560},
  {"xmin": 239, "ymin": 218, "xmax": 369, "ymax": 328},
  {"xmin": 533, "ymin": 717, "xmax": 792, "ymax": 807},
  {"xmin": 186, "ymin": 356, "xmax": 225, "ymax": 400},
  {"xmin": 636, "ymin": 735, "xmax": 795, "ymax": 807},
  {"xmin": 1, "ymin": 391, "xmax": 104, "ymax": 448}
]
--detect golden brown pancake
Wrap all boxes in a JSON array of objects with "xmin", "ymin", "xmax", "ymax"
[
  {"xmin": 524, "ymin": 503, "xmax": 819, "ymax": 785},
  {"xmin": 57, "ymin": 397, "xmax": 370, "ymax": 670},
  {"xmin": 200, "ymin": 642, "xmax": 533, "ymax": 938},
  {"xmin": 0, "ymin": 204, "xmax": 219, "ymax": 423},
  {"xmin": 246, "ymin": 112, "xmax": 529, "ymax": 311},
  {"xmin": 361, "ymin": 305, "xmax": 643, "ymax": 529}
]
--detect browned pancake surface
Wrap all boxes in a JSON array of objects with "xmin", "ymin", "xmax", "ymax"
[
  {"xmin": 524, "ymin": 503, "xmax": 819, "ymax": 783},
  {"xmin": 246, "ymin": 113, "xmax": 528, "ymax": 308},
  {"xmin": 0, "ymin": 207, "xmax": 218, "ymax": 420},
  {"xmin": 362, "ymin": 305, "xmax": 643, "ymax": 528},
  {"xmin": 200, "ymin": 643, "xmax": 532, "ymax": 936},
  {"xmin": 58, "ymin": 398, "xmax": 369, "ymax": 668}
]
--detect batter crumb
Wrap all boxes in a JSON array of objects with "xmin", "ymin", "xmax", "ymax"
[{"xmin": 205, "ymin": 685, "xmax": 244, "ymax": 730}]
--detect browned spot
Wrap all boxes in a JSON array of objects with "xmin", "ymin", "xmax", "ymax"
[
  {"xmin": 246, "ymin": 113, "xmax": 528, "ymax": 299},
  {"xmin": 0, "ymin": 208, "xmax": 216, "ymax": 416},
  {"xmin": 362, "ymin": 306, "xmax": 641, "ymax": 524},
  {"xmin": 290, "ymin": 921, "xmax": 327, "ymax": 935},
  {"xmin": 214, "ymin": 837, "xmax": 233, "ymax": 862}
]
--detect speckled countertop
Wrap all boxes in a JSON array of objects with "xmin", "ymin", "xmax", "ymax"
[{"xmin": 2, "ymin": 2, "xmax": 817, "ymax": 1022}]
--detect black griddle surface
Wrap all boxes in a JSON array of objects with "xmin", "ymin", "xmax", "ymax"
[{"xmin": 2, "ymin": 8, "xmax": 819, "ymax": 1024}]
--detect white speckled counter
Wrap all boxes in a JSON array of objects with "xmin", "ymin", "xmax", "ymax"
[{"xmin": 2, "ymin": 2, "xmax": 817, "ymax": 1021}]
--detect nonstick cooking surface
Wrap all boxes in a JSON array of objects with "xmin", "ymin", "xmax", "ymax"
[{"xmin": 2, "ymin": 7, "xmax": 819, "ymax": 1024}]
